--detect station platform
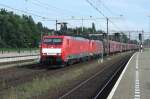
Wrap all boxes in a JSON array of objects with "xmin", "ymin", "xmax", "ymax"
[
  {"xmin": 0, "ymin": 55, "xmax": 39, "ymax": 63},
  {"xmin": 0, "ymin": 50, "xmax": 39, "ymax": 63},
  {"xmin": 107, "ymin": 50, "xmax": 150, "ymax": 99},
  {"xmin": 0, "ymin": 51, "xmax": 40, "ymax": 69},
  {"xmin": 0, "ymin": 50, "xmax": 39, "ymax": 58},
  {"xmin": 0, "ymin": 55, "xmax": 40, "ymax": 69}
]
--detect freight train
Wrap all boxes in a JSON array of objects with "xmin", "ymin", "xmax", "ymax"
[{"xmin": 39, "ymin": 35, "xmax": 138, "ymax": 67}]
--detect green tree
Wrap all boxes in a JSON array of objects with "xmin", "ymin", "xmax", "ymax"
[{"xmin": 0, "ymin": 9, "xmax": 51, "ymax": 48}]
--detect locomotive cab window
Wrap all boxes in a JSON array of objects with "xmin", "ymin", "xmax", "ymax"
[{"xmin": 43, "ymin": 38, "xmax": 63, "ymax": 45}]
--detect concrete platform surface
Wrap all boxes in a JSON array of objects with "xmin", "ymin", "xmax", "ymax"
[
  {"xmin": 0, "ymin": 55, "xmax": 39, "ymax": 63},
  {"xmin": 107, "ymin": 51, "xmax": 150, "ymax": 99},
  {"xmin": 0, "ymin": 50, "xmax": 39, "ymax": 58}
]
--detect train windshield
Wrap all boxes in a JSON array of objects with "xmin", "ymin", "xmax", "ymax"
[{"xmin": 43, "ymin": 38, "xmax": 63, "ymax": 45}]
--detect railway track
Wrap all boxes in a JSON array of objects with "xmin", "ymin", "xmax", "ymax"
[
  {"xmin": 0, "ymin": 58, "xmax": 101, "ymax": 96},
  {"xmin": 58, "ymin": 53, "xmax": 131, "ymax": 99},
  {"xmin": 0, "ymin": 52, "xmax": 133, "ymax": 99},
  {"xmin": 94, "ymin": 55, "xmax": 129, "ymax": 99}
]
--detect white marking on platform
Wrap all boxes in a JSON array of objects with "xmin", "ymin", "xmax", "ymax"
[
  {"xmin": 107, "ymin": 53, "xmax": 136, "ymax": 99},
  {"xmin": 135, "ymin": 88, "xmax": 140, "ymax": 92},
  {"xmin": 135, "ymin": 91, "xmax": 140, "ymax": 94},
  {"xmin": 134, "ymin": 53, "xmax": 140, "ymax": 99}
]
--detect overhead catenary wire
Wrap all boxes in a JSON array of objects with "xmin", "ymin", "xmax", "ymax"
[
  {"xmin": 27, "ymin": 0, "xmax": 102, "ymax": 22},
  {"xmin": 98, "ymin": 0, "xmax": 130, "ymax": 31},
  {"xmin": 0, "ymin": 3, "xmax": 57, "ymax": 21},
  {"xmin": 95, "ymin": 0, "xmax": 130, "ymax": 32},
  {"xmin": 86, "ymin": 0, "xmax": 122, "ymax": 31},
  {"xmin": 32, "ymin": 0, "xmax": 90, "ymax": 17},
  {"xmin": 28, "ymin": 0, "xmax": 110, "ymax": 30},
  {"xmin": 97, "ymin": 0, "xmax": 120, "ymax": 17},
  {"xmin": 29, "ymin": 0, "xmax": 69, "ymax": 16},
  {"xmin": 86, "ymin": 0, "xmax": 106, "ymax": 18},
  {"xmin": 96, "ymin": 0, "xmax": 136, "ymax": 33},
  {"xmin": 0, "ymin": 0, "xmax": 123, "ymax": 32},
  {"xmin": 34, "ymin": 0, "xmax": 73, "ymax": 14},
  {"xmin": 25, "ymin": 0, "xmax": 70, "ymax": 20}
]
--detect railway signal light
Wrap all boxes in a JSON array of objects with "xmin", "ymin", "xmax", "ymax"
[{"xmin": 139, "ymin": 33, "xmax": 142, "ymax": 41}]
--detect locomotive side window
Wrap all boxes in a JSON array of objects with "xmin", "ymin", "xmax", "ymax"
[{"xmin": 43, "ymin": 38, "xmax": 63, "ymax": 44}]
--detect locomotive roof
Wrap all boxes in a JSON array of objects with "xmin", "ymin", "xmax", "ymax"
[{"xmin": 43, "ymin": 35, "xmax": 89, "ymax": 41}]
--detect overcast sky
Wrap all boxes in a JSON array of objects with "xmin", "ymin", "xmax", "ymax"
[{"xmin": 0, "ymin": 0, "xmax": 150, "ymax": 39}]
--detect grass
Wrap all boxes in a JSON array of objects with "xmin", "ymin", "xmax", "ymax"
[
  {"xmin": 1, "ymin": 65, "xmax": 85, "ymax": 99},
  {"xmin": 1, "ymin": 52, "xmax": 129, "ymax": 99}
]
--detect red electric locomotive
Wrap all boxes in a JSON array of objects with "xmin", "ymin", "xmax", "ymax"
[
  {"xmin": 89, "ymin": 40, "xmax": 103, "ymax": 57},
  {"xmin": 40, "ymin": 35, "xmax": 103, "ymax": 66},
  {"xmin": 40, "ymin": 35, "xmax": 138, "ymax": 67}
]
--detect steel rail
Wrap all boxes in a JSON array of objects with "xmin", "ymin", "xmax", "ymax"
[
  {"xmin": 58, "ymin": 55, "xmax": 130, "ymax": 99},
  {"xmin": 94, "ymin": 56, "xmax": 129, "ymax": 99}
]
